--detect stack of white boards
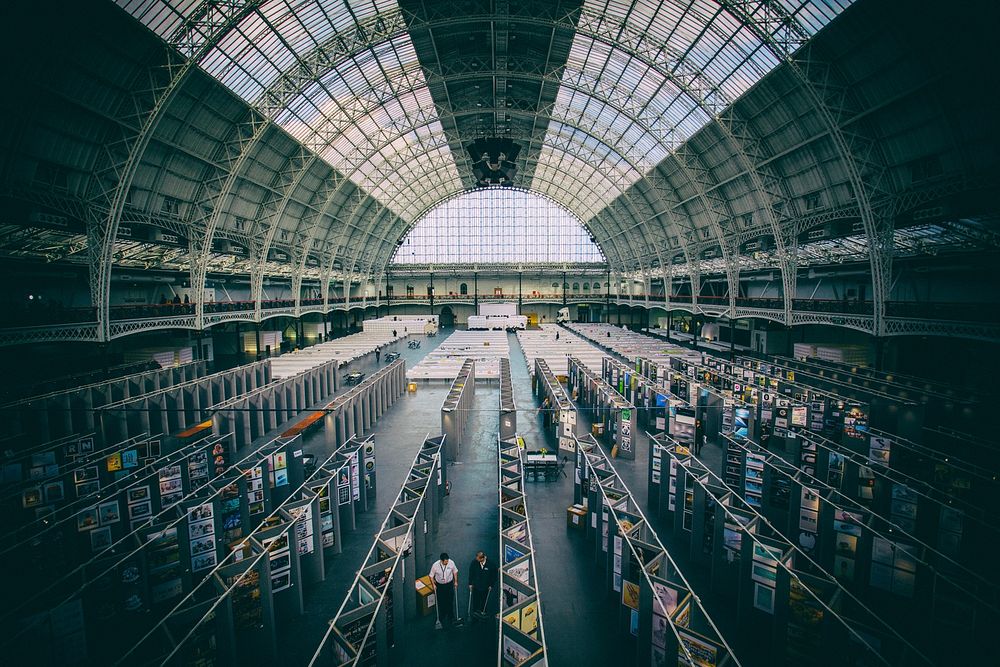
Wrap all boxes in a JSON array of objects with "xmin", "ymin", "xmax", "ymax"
[
  {"xmin": 516, "ymin": 324, "xmax": 605, "ymax": 377},
  {"xmin": 407, "ymin": 330, "xmax": 509, "ymax": 380},
  {"xmin": 468, "ymin": 314, "xmax": 527, "ymax": 330}
]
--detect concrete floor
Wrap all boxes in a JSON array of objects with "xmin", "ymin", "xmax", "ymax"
[{"xmin": 272, "ymin": 328, "xmax": 760, "ymax": 665}]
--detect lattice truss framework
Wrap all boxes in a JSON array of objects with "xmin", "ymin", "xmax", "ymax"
[{"xmin": 1, "ymin": 0, "xmax": 997, "ymax": 341}]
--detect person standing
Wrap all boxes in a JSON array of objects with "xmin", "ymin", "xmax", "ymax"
[
  {"xmin": 375, "ymin": 345, "xmax": 381, "ymax": 364},
  {"xmin": 468, "ymin": 551, "xmax": 493, "ymax": 620},
  {"xmin": 430, "ymin": 552, "xmax": 459, "ymax": 628}
]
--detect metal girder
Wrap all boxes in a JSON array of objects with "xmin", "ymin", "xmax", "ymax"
[
  {"xmin": 86, "ymin": 0, "xmax": 262, "ymax": 342},
  {"xmin": 717, "ymin": 1, "xmax": 893, "ymax": 334}
]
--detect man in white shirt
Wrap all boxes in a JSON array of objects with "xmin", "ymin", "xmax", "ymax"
[{"xmin": 429, "ymin": 552, "xmax": 460, "ymax": 628}]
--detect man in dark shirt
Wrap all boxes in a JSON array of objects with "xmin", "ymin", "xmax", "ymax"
[{"xmin": 468, "ymin": 551, "xmax": 493, "ymax": 620}]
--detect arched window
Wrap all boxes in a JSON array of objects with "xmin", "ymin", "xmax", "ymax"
[
  {"xmin": 582, "ymin": 282, "xmax": 590, "ymax": 291},
  {"xmin": 572, "ymin": 282, "xmax": 580, "ymax": 291},
  {"xmin": 406, "ymin": 285, "xmax": 414, "ymax": 297},
  {"xmin": 459, "ymin": 283, "xmax": 468, "ymax": 295},
  {"xmin": 392, "ymin": 187, "xmax": 605, "ymax": 264},
  {"xmin": 593, "ymin": 282, "xmax": 602, "ymax": 291}
]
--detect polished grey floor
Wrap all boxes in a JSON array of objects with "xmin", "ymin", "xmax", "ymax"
[{"xmin": 276, "ymin": 329, "xmax": 753, "ymax": 665}]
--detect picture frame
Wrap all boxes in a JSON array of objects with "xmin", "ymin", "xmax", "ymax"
[
  {"xmin": 127, "ymin": 486, "xmax": 150, "ymax": 503},
  {"xmin": 74, "ymin": 466, "xmax": 99, "ymax": 483},
  {"xmin": 91, "ymin": 526, "xmax": 113, "ymax": 551},
  {"xmin": 98, "ymin": 500, "xmax": 121, "ymax": 525},
  {"xmin": 22, "ymin": 486, "xmax": 43, "ymax": 508},
  {"xmin": 753, "ymin": 582, "xmax": 775, "ymax": 614},
  {"xmin": 76, "ymin": 481, "xmax": 100, "ymax": 497},
  {"xmin": 77, "ymin": 507, "xmax": 99, "ymax": 532},
  {"xmin": 129, "ymin": 500, "xmax": 152, "ymax": 520},
  {"xmin": 43, "ymin": 481, "xmax": 65, "ymax": 503}
]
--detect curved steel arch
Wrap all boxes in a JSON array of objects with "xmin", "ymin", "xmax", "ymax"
[{"xmin": 87, "ymin": 0, "xmax": 266, "ymax": 341}]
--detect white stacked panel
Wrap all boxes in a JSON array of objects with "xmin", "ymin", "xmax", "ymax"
[
  {"xmin": 407, "ymin": 330, "xmax": 509, "ymax": 380},
  {"xmin": 516, "ymin": 324, "xmax": 605, "ymax": 377},
  {"xmin": 270, "ymin": 330, "xmax": 406, "ymax": 379},
  {"xmin": 479, "ymin": 303, "xmax": 518, "ymax": 316},
  {"xmin": 363, "ymin": 315, "xmax": 439, "ymax": 335},
  {"xmin": 468, "ymin": 314, "xmax": 527, "ymax": 330},
  {"xmin": 567, "ymin": 323, "xmax": 699, "ymax": 363}
]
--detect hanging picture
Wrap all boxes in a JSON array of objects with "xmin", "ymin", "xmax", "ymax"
[
  {"xmin": 753, "ymin": 582, "xmax": 775, "ymax": 614},
  {"xmin": 622, "ymin": 580, "xmax": 640, "ymax": 610},
  {"xmin": 77, "ymin": 507, "xmax": 99, "ymax": 531},
  {"xmin": 98, "ymin": 500, "xmax": 121, "ymax": 525},
  {"xmin": 90, "ymin": 526, "xmax": 113, "ymax": 552},
  {"xmin": 22, "ymin": 486, "xmax": 43, "ymax": 508}
]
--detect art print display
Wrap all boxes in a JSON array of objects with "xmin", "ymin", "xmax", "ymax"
[
  {"xmin": 75, "ymin": 466, "xmax": 99, "ymax": 483},
  {"xmin": 501, "ymin": 635, "xmax": 532, "ymax": 666},
  {"xmin": 90, "ymin": 526, "xmax": 113, "ymax": 552},
  {"xmin": 128, "ymin": 501, "xmax": 152, "ymax": 520},
  {"xmin": 652, "ymin": 612, "xmax": 670, "ymax": 649},
  {"xmin": 158, "ymin": 464, "xmax": 184, "ymax": 508},
  {"xmin": 263, "ymin": 531, "xmax": 292, "ymax": 592},
  {"xmin": 351, "ymin": 451, "xmax": 361, "ymax": 501},
  {"xmin": 146, "ymin": 526, "xmax": 183, "ymax": 604},
  {"xmin": 22, "ymin": 486, "xmax": 43, "ymax": 508},
  {"xmin": 269, "ymin": 450, "xmax": 288, "ymax": 489},
  {"xmin": 187, "ymin": 450, "xmax": 210, "ymax": 488},
  {"xmin": 43, "ymin": 481, "xmax": 65, "ymax": 503},
  {"xmin": 732, "ymin": 408, "xmax": 751, "ymax": 440},
  {"xmin": 653, "ymin": 581, "xmax": 679, "ymax": 617},
  {"xmin": 842, "ymin": 404, "xmax": 869, "ymax": 442},
  {"xmin": 678, "ymin": 629, "xmax": 718, "ymax": 667},
  {"xmin": 622, "ymin": 580, "xmax": 640, "ymax": 610},
  {"xmin": 77, "ymin": 507, "xmax": 99, "ymax": 531},
  {"xmin": 227, "ymin": 568, "xmax": 264, "ymax": 630},
  {"xmin": 753, "ymin": 582, "xmax": 775, "ymax": 614},
  {"xmin": 127, "ymin": 486, "xmax": 150, "ymax": 503},
  {"xmin": 870, "ymin": 537, "xmax": 916, "ymax": 598},
  {"xmin": 869, "ymin": 436, "xmax": 891, "ymax": 466},
  {"xmin": 291, "ymin": 504, "xmax": 314, "ymax": 555},
  {"xmin": 98, "ymin": 500, "xmax": 120, "ymax": 525}
]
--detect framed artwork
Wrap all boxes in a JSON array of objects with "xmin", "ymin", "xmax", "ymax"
[
  {"xmin": 99, "ymin": 500, "xmax": 121, "ymax": 525},
  {"xmin": 76, "ymin": 481, "xmax": 100, "ymax": 497},
  {"xmin": 128, "ymin": 486, "xmax": 150, "ymax": 503},
  {"xmin": 22, "ymin": 486, "xmax": 43, "ymax": 508},
  {"xmin": 78, "ymin": 507, "xmax": 99, "ymax": 532},
  {"xmin": 74, "ymin": 466, "xmax": 99, "ymax": 483},
  {"xmin": 753, "ymin": 582, "xmax": 775, "ymax": 614},
  {"xmin": 91, "ymin": 527, "xmax": 113, "ymax": 551},
  {"xmin": 44, "ymin": 481, "xmax": 65, "ymax": 503},
  {"xmin": 128, "ymin": 501, "xmax": 152, "ymax": 520}
]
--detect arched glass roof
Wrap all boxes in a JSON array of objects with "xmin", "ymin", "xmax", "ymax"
[
  {"xmin": 391, "ymin": 187, "xmax": 605, "ymax": 264},
  {"xmin": 115, "ymin": 0, "xmax": 853, "ymax": 233}
]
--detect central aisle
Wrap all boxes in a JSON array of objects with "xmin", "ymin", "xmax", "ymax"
[
  {"xmin": 508, "ymin": 334, "xmax": 625, "ymax": 664},
  {"xmin": 393, "ymin": 384, "xmax": 500, "ymax": 665}
]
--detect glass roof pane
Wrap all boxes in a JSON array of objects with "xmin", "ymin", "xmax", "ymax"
[
  {"xmin": 115, "ymin": 0, "xmax": 462, "ymax": 222},
  {"xmin": 392, "ymin": 187, "xmax": 605, "ymax": 265},
  {"xmin": 536, "ymin": 0, "xmax": 855, "ymax": 212}
]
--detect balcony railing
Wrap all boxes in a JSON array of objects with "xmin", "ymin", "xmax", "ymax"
[{"xmin": 3, "ymin": 296, "xmax": 997, "ymax": 331}]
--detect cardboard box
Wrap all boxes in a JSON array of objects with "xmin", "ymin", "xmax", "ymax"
[
  {"xmin": 416, "ymin": 575, "xmax": 436, "ymax": 616},
  {"xmin": 567, "ymin": 504, "xmax": 587, "ymax": 530}
]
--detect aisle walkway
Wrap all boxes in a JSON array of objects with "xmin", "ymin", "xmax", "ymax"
[
  {"xmin": 509, "ymin": 335, "xmax": 625, "ymax": 665},
  {"xmin": 393, "ymin": 384, "xmax": 500, "ymax": 665},
  {"xmin": 280, "ymin": 332, "xmax": 451, "ymax": 665}
]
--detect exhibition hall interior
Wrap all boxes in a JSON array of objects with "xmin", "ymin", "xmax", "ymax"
[{"xmin": 1, "ymin": 0, "xmax": 999, "ymax": 665}]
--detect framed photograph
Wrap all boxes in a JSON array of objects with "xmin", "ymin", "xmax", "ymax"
[
  {"xmin": 271, "ymin": 572, "xmax": 291, "ymax": 593},
  {"xmin": 190, "ymin": 535, "xmax": 215, "ymax": 556},
  {"xmin": 753, "ymin": 582, "xmax": 775, "ymax": 614},
  {"xmin": 75, "ymin": 466, "xmax": 99, "ymax": 483},
  {"xmin": 78, "ymin": 507, "xmax": 99, "ymax": 532},
  {"xmin": 76, "ymin": 481, "xmax": 100, "ymax": 497},
  {"xmin": 43, "ymin": 481, "xmax": 65, "ymax": 503},
  {"xmin": 129, "ymin": 500, "xmax": 152, "ymax": 520},
  {"xmin": 189, "ymin": 504, "xmax": 214, "ymax": 522},
  {"xmin": 192, "ymin": 552, "xmax": 217, "ymax": 573},
  {"xmin": 91, "ymin": 526, "xmax": 113, "ymax": 551},
  {"xmin": 189, "ymin": 518, "xmax": 215, "ymax": 538},
  {"xmin": 128, "ymin": 486, "xmax": 150, "ymax": 503},
  {"xmin": 22, "ymin": 486, "xmax": 43, "ymax": 508},
  {"xmin": 798, "ymin": 509, "xmax": 819, "ymax": 532},
  {"xmin": 751, "ymin": 563, "xmax": 778, "ymax": 586},
  {"xmin": 148, "ymin": 440, "xmax": 161, "ymax": 457},
  {"xmin": 99, "ymin": 500, "xmax": 121, "ymax": 525}
]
